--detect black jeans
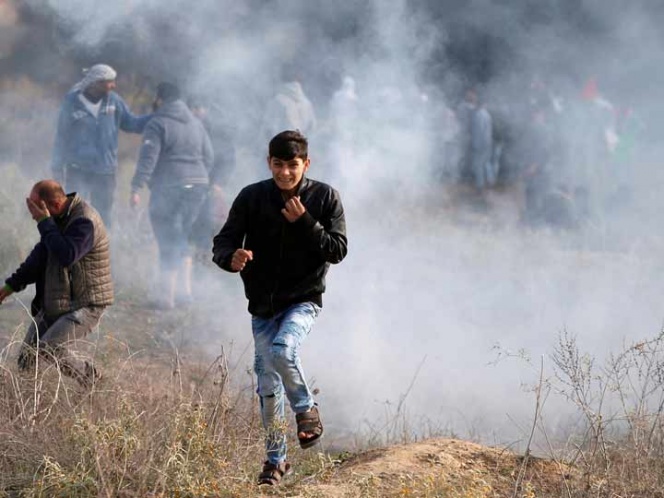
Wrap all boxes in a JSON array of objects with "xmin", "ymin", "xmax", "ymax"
[
  {"xmin": 149, "ymin": 185, "xmax": 208, "ymax": 271},
  {"xmin": 66, "ymin": 167, "xmax": 116, "ymax": 227}
]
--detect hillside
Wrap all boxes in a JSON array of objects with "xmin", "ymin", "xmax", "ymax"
[
  {"xmin": 278, "ymin": 438, "xmax": 575, "ymax": 498},
  {"xmin": 0, "ymin": 298, "xmax": 576, "ymax": 498}
]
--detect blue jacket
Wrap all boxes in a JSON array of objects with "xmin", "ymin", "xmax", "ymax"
[{"xmin": 51, "ymin": 90, "xmax": 151, "ymax": 177}]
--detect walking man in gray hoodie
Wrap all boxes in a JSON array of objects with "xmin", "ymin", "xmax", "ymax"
[{"xmin": 130, "ymin": 83, "xmax": 214, "ymax": 309}]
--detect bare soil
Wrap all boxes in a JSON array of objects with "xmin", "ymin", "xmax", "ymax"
[{"xmin": 262, "ymin": 438, "xmax": 576, "ymax": 498}]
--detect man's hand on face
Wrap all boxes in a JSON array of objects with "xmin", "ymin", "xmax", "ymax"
[
  {"xmin": 281, "ymin": 196, "xmax": 306, "ymax": 223},
  {"xmin": 26, "ymin": 198, "xmax": 50, "ymax": 222},
  {"xmin": 130, "ymin": 193, "xmax": 141, "ymax": 209},
  {"xmin": 231, "ymin": 249, "xmax": 253, "ymax": 271}
]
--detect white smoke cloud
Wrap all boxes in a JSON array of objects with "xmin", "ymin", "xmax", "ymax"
[{"xmin": 3, "ymin": 0, "xmax": 664, "ymax": 450}]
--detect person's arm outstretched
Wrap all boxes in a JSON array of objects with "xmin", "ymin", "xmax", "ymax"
[
  {"xmin": 117, "ymin": 95, "xmax": 152, "ymax": 134},
  {"xmin": 1, "ymin": 242, "xmax": 47, "ymax": 303}
]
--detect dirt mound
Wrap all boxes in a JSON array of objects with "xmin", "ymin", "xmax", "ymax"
[{"xmin": 280, "ymin": 438, "xmax": 576, "ymax": 498}]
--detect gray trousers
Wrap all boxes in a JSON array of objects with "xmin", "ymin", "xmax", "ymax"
[{"xmin": 18, "ymin": 306, "xmax": 106, "ymax": 387}]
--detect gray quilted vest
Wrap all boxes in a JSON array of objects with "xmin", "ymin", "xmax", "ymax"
[{"xmin": 43, "ymin": 195, "xmax": 114, "ymax": 318}]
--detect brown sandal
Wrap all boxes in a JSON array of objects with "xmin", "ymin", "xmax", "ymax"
[
  {"xmin": 296, "ymin": 404, "xmax": 324, "ymax": 449},
  {"xmin": 257, "ymin": 461, "xmax": 291, "ymax": 486}
]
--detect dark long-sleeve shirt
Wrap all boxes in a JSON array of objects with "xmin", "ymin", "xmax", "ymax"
[{"xmin": 5, "ymin": 216, "xmax": 94, "ymax": 292}]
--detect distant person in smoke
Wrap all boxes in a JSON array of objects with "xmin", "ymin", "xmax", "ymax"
[
  {"xmin": 130, "ymin": 83, "xmax": 214, "ymax": 310},
  {"xmin": 456, "ymin": 87, "xmax": 495, "ymax": 193},
  {"xmin": 456, "ymin": 87, "xmax": 477, "ymax": 182},
  {"xmin": 326, "ymin": 75, "xmax": 360, "ymax": 185},
  {"xmin": 568, "ymin": 77, "xmax": 618, "ymax": 213},
  {"xmin": 441, "ymin": 100, "xmax": 461, "ymax": 183},
  {"xmin": 187, "ymin": 96, "xmax": 235, "ymax": 252},
  {"xmin": 0, "ymin": 180, "xmax": 113, "ymax": 388},
  {"xmin": 50, "ymin": 63, "xmax": 151, "ymax": 227},
  {"xmin": 188, "ymin": 97, "xmax": 236, "ymax": 186},
  {"xmin": 610, "ymin": 105, "xmax": 645, "ymax": 206},
  {"xmin": 212, "ymin": 130, "xmax": 347, "ymax": 486},
  {"xmin": 260, "ymin": 66, "xmax": 317, "ymax": 144},
  {"xmin": 471, "ymin": 93, "xmax": 495, "ymax": 191},
  {"xmin": 519, "ymin": 104, "xmax": 553, "ymax": 226}
]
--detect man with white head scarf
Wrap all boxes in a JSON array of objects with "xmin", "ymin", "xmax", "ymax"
[
  {"xmin": 71, "ymin": 64, "xmax": 117, "ymax": 92},
  {"xmin": 51, "ymin": 63, "xmax": 151, "ymax": 227}
]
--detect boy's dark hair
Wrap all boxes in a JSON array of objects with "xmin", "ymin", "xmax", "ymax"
[
  {"xmin": 156, "ymin": 82, "xmax": 180, "ymax": 103},
  {"xmin": 269, "ymin": 130, "xmax": 308, "ymax": 160}
]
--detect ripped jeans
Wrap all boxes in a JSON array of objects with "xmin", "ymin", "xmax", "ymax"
[{"xmin": 252, "ymin": 302, "xmax": 320, "ymax": 464}]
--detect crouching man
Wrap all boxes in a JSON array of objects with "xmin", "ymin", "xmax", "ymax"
[
  {"xmin": 0, "ymin": 180, "xmax": 113, "ymax": 388},
  {"xmin": 212, "ymin": 130, "xmax": 348, "ymax": 485}
]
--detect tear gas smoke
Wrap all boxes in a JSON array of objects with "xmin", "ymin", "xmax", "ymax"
[{"xmin": 2, "ymin": 0, "xmax": 664, "ymax": 447}]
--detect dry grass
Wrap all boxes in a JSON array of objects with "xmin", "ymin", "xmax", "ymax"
[
  {"xmin": 549, "ymin": 330, "xmax": 664, "ymax": 497},
  {"xmin": 2, "ymin": 162, "xmax": 664, "ymax": 496},
  {"xmin": 0, "ymin": 326, "xmax": 390, "ymax": 497},
  {"xmin": 3, "ymin": 321, "xmax": 664, "ymax": 497},
  {"xmin": 0, "ymin": 326, "xmax": 332, "ymax": 497}
]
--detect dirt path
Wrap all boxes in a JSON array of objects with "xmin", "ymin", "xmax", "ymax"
[{"xmin": 255, "ymin": 438, "xmax": 576, "ymax": 497}]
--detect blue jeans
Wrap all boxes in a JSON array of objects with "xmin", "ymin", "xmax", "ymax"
[{"xmin": 252, "ymin": 302, "xmax": 320, "ymax": 464}]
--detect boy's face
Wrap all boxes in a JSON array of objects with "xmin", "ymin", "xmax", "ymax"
[{"xmin": 268, "ymin": 156, "xmax": 310, "ymax": 192}]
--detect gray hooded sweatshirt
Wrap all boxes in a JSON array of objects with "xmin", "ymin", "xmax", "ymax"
[{"xmin": 132, "ymin": 99, "xmax": 214, "ymax": 192}]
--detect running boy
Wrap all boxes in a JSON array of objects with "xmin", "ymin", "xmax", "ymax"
[{"xmin": 212, "ymin": 130, "xmax": 347, "ymax": 485}]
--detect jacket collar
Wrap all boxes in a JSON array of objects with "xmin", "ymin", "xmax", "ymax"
[
  {"xmin": 57, "ymin": 193, "xmax": 81, "ymax": 220},
  {"xmin": 269, "ymin": 176, "xmax": 310, "ymax": 198},
  {"xmin": 68, "ymin": 90, "xmax": 112, "ymax": 114}
]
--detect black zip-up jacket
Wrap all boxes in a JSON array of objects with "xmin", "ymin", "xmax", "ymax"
[{"xmin": 212, "ymin": 177, "xmax": 347, "ymax": 318}]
